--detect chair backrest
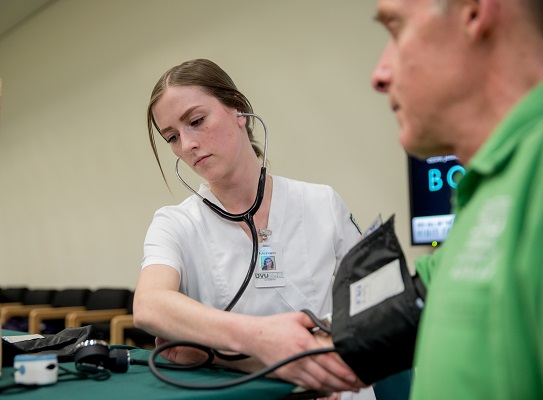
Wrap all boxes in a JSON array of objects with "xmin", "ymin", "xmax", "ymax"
[
  {"xmin": 0, "ymin": 287, "xmax": 28, "ymax": 303},
  {"xmin": 85, "ymin": 288, "xmax": 131, "ymax": 310},
  {"xmin": 126, "ymin": 291, "xmax": 135, "ymax": 313},
  {"xmin": 22, "ymin": 289, "xmax": 57, "ymax": 305},
  {"xmin": 52, "ymin": 288, "xmax": 92, "ymax": 307}
]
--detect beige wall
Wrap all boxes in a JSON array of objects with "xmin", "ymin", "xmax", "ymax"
[{"xmin": 0, "ymin": 0, "xmax": 429, "ymax": 290}]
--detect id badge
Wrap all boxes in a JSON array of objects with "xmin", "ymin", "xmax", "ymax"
[{"xmin": 255, "ymin": 242, "xmax": 285, "ymax": 288}]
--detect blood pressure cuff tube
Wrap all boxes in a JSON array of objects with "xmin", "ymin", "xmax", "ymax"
[{"xmin": 331, "ymin": 215, "xmax": 426, "ymax": 384}]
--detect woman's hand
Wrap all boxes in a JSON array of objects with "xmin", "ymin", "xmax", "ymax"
[
  {"xmin": 240, "ymin": 312, "xmax": 367, "ymax": 394},
  {"xmin": 155, "ymin": 337, "xmax": 211, "ymax": 366}
]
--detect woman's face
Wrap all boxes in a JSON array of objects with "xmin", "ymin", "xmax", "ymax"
[
  {"xmin": 153, "ymin": 85, "xmax": 249, "ymax": 184},
  {"xmin": 264, "ymin": 258, "xmax": 273, "ymax": 268}
]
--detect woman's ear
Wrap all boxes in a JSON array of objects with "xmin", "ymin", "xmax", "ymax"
[
  {"xmin": 462, "ymin": 0, "xmax": 498, "ymax": 41},
  {"xmin": 236, "ymin": 111, "xmax": 246, "ymax": 128}
]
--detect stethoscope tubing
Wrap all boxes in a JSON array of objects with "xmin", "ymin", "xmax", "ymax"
[
  {"xmin": 173, "ymin": 112, "xmax": 269, "ymax": 312},
  {"xmin": 146, "ymin": 309, "xmax": 334, "ymax": 389}
]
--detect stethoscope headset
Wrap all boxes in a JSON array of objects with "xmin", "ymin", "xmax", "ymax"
[{"xmin": 72, "ymin": 113, "xmax": 337, "ymax": 390}]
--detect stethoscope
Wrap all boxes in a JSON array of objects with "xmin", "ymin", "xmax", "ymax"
[
  {"xmin": 147, "ymin": 113, "xmax": 338, "ymax": 388},
  {"xmin": 174, "ymin": 112, "xmax": 268, "ymax": 312}
]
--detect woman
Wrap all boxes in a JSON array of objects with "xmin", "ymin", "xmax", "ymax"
[
  {"xmin": 262, "ymin": 256, "xmax": 275, "ymax": 271},
  {"xmin": 134, "ymin": 59, "xmax": 366, "ymax": 395}
]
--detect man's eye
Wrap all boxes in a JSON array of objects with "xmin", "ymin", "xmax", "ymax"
[
  {"xmin": 191, "ymin": 117, "xmax": 204, "ymax": 127},
  {"xmin": 385, "ymin": 19, "xmax": 401, "ymax": 37}
]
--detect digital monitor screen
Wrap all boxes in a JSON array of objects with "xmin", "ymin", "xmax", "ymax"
[{"xmin": 408, "ymin": 155, "xmax": 465, "ymax": 246}]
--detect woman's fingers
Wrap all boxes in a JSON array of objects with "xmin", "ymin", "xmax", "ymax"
[
  {"xmin": 273, "ymin": 350, "xmax": 361, "ymax": 393},
  {"xmin": 312, "ymin": 332, "xmax": 368, "ymax": 388}
]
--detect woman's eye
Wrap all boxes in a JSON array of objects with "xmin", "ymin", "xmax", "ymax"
[
  {"xmin": 190, "ymin": 117, "xmax": 204, "ymax": 127},
  {"xmin": 166, "ymin": 135, "xmax": 178, "ymax": 144}
]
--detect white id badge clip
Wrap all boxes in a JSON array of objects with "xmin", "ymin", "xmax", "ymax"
[{"xmin": 255, "ymin": 242, "xmax": 285, "ymax": 288}]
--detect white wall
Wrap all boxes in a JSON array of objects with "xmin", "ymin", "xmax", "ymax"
[{"xmin": 0, "ymin": 0, "xmax": 430, "ymax": 290}]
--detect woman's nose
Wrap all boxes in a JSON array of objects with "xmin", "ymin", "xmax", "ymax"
[{"xmin": 180, "ymin": 133, "xmax": 199, "ymax": 154}]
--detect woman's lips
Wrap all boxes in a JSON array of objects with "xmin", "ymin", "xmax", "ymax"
[{"xmin": 194, "ymin": 155, "xmax": 210, "ymax": 166}]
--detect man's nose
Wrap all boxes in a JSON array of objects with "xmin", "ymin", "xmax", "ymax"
[
  {"xmin": 370, "ymin": 41, "xmax": 393, "ymax": 93},
  {"xmin": 371, "ymin": 66, "xmax": 390, "ymax": 92}
]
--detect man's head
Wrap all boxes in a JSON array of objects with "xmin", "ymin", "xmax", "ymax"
[{"xmin": 371, "ymin": 0, "xmax": 543, "ymax": 164}]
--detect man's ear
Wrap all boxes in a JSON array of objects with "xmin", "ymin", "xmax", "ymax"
[{"xmin": 461, "ymin": 0, "xmax": 498, "ymax": 41}]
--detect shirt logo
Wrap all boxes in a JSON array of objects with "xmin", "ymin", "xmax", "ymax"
[{"xmin": 449, "ymin": 195, "xmax": 512, "ymax": 281}]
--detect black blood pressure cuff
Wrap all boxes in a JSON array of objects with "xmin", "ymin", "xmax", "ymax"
[
  {"xmin": 2, "ymin": 326, "xmax": 95, "ymax": 367},
  {"xmin": 332, "ymin": 215, "xmax": 426, "ymax": 384}
]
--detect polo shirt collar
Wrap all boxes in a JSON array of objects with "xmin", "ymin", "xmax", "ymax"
[
  {"xmin": 469, "ymin": 80, "xmax": 543, "ymax": 176},
  {"xmin": 454, "ymin": 80, "xmax": 543, "ymax": 209}
]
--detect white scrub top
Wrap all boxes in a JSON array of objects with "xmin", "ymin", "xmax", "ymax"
[
  {"xmin": 142, "ymin": 175, "xmax": 360, "ymax": 317},
  {"xmin": 142, "ymin": 175, "xmax": 377, "ymax": 399}
]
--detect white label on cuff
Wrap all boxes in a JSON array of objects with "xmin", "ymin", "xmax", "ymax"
[
  {"xmin": 349, "ymin": 258, "xmax": 405, "ymax": 317},
  {"xmin": 3, "ymin": 334, "xmax": 45, "ymax": 344}
]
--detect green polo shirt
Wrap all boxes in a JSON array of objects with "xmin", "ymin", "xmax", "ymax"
[{"xmin": 411, "ymin": 82, "xmax": 543, "ymax": 400}]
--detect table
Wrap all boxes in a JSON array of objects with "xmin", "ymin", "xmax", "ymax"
[
  {"xmin": 1, "ymin": 330, "xmax": 314, "ymax": 400},
  {"xmin": 1, "ymin": 330, "xmax": 412, "ymax": 400}
]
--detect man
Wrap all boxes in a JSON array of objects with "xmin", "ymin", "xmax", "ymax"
[{"xmin": 370, "ymin": 0, "xmax": 543, "ymax": 398}]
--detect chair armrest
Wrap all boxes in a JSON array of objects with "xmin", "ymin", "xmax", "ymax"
[
  {"xmin": 65, "ymin": 309, "xmax": 127, "ymax": 328},
  {"xmin": 1, "ymin": 304, "xmax": 51, "ymax": 325},
  {"xmin": 0, "ymin": 302, "xmax": 22, "ymax": 308},
  {"xmin": 28, "ymin": 306, "xmax": 86, "ymax": 334},
  {"xmin": 110, "ymin": 314, "xmax": 135, "ymax": 345}
]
